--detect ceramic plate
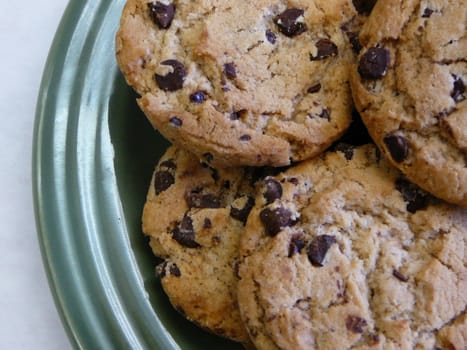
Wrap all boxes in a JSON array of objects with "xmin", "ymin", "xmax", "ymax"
[{"xmin": 33, "ymin": 1, "xmax": 243, "ymax": 348}]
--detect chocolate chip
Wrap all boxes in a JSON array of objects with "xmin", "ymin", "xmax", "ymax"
[
  {"xmin": 346, "ymin": 31, "xmax": 362, "ymax": 53},
  {"xmin": 346, "ymin": 315, "xmax": 367, "ymax": 333},
  {"xmin": 288, "ymin": 235, "xmax": 306, "ymax": 257},
  {"xmin": 451, "ymin": 75, "xmax": 465, "ymax": 102},
  {"xmin": 148, "ymin": 2, "xmax": 175, "ymax": 29},
  {"xmin": 307, "ymin": 83, "xmax": 322, "ymax": 94},
  {"xmin": 159, "ymin": 159, "xmax": 176, "ymax": 169},
  {"xmin": 308, "ymin": 108, "xmax": 330, "ymax": 121},
  {"xmin": 230, "ymin": 196, "xmax": 255, "ymax": 224},
  {"xmin": 203, "ymin": 153, "xmax": 214, "ymax": 163},
  {"xmin": 422, "ymin": 8, "xmax": 434, "ymax": 17},
  {"xmin": 319, "ymin": 108, "xmax": 331, "ymax": 121},
  {"xmin": 395, "ymin": 178, "xmax": 429, "ymax": 213},
  {"xmin": 240, "ymin": 135, "xmax": 251, "ymax": 141},
  {"xmin": 186, "ymin": 191, "xmax": 221, "ymax": 208},
  {"xmin": 260, "ymin": 207, "xmax": 296, "ymax": 236},
  {"xmin": 352, "ymin": 0, "xmax": 377, "ymax": 14},
  {"xmin": 223, "ymin": 63, "xmax": 237, "ymax": 79},
  {"xmin": 358, "ymin": 47, "xmax": 390, "ymax": 80},
  {"xmin": 155, "ymin": 59, "xmax": 186, "ymax": 91},
  {"xmin": 229, "ymin": 109, "xmax": 246, "ymax": 121},
  {"xmin": 263, "ymin": 178, "xmax": 283, "ymax": 204},
  {"xmin": 154, "ymin": 170, "xmax": 175, "ymax": 194},
  {"xmin": 274, "ymin": 8, "xmax": 307, "ymax": 37},
  {"xmin": 156, "ymin": 261, "xmax": 181, "ymax": 278},
  {"xmin": 266, "ymin": 30, "xmax": 277, "ymax": 44},
  {"xmin": 307, "ymin": 235, "xmax": 337, "ymax": 266},
  {"xmin": 203, "ymin": 218, "xmax": 212, "ymax": 229},
  {"xmin": 208, "ymin": 167, "xmax": 220, "ymax": 182},
  {"xmin": 172, "ymin": 216, "xmax": 200, "ymax": 248},
  {"xmin": 384, "ymin": 134, "xmax": 409, "ymax": 163},
  {"xmin": 334, "ymin": 143, "xmax": 355, "ymax": 160},
  {"xmin": 392, "ymin": 269, "xmax": 409, "ymax": 282},
  {"xmin": 310, "ymin": 39, "xmax": 338, "ymax": 60},
  {"xmin": 189, "ymin": 91, "xmax": 207, "ymax": 103},
  {"xmin": 169, "ymin": 116, "xmax": 182, "ymax": 127}
]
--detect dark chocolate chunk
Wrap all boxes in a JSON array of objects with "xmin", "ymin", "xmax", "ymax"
[
  {"xmin": 148, "ymin": 2, "xmax": 175, "ymax": 29},
  {"xmin": 352, "ymin": 0, "xmax": 377, "ymax": 14},
  {"xmin": 229, "ymin": 109, "xmax": 247, "ymax": 121},
  {"xmin": 240, "ymin": 134, "xmax": 252, "ymax": 141},
  {"xmin": 346, "ymin": 315, "xmax": 367, "ymax": 333},
  {"xmin": 186, "ymin": 191, "xmax": 221, "ymax": 208},
  {"xmin": 159, "ymin": 159, "xmax": 176, "ymax": 169},
  {"xmin": 307, "ymin": 83, "xmax": 322, "ymax": 94},
  {"xmin": 310, "ymin": 39, "xmax": 338, "ymax": 60},
  {"xmin": 346, "ymin": 31, "xmax": 362, "ymax": 53},
  {"xmin": 287, "ymin": 177, "xmax": 299, "ymax": 185},
  {"xmin": 203, "ymin": 218, "xmax": 212, "ymax": 229},
  {"xmin": 288, "ymin": 235, "xmax": 306, "ymax": 257},
  {"xmin": 259, "ymin": 207, "xmax": 296, "ymax": 236},
  {"xmin": 334, "ymin": 143, "xmax": 355, "ymax": 160},
  {"xmin": 169, "ymin": 116, "xmax": 182, "ymax": 127},
  {"xmin": 155, "ymin": 59, "xmax": 186, "ymax": 91},
  {"xmin": 154, "ymin": 170, "xmax": 175, "ymax": 194},
  {"xmin": 172, "ymin": 216, "xmax": 201, "ymax": 248},
  {"xmin": 393, "ymin": 269, "xmax": 409, "ymax": 282},
  {"xmin": 266, "ymin": 29, "xmax": 277, "ymax": 44},
  {"xmin": 384, "ymin": 134, "xmax": 409, "ymax": 163},
  {"xmin": 263, "ymin": 177, "xmax": 283, "ymax": 204},
  {"xmin": 156, "ymin": 261, "xmax": 181, "ymax": 278},
  {"xmin": 451, "ymin": 75, "xmax": 465, "ymax": 102},
  {"xmin": 203, "ymin": 153, "xmax": 214, "ymax": 163},
  {"xmin": 189, "ymin": 91, "xmax": 207, "ymax": 103},
  {"xmin": 358, "ymin": 47, "xmax": 390, "ymax": 80},
  {"xmin": 307, "ymin": 235, "xmax": 337, "ymax": 266},
  {"xmin": 319, "ymin": 108, "xmax": 331, "ymax": 121},
  {"xmin": 274, "ymin": 8, "xmax": 307, "ymax": 37},
  {"xmin": 422, "ymin": 8, "xmax": 434, "ymax": 17},
  {"xmin": 230, "ymin": 196, "xmax": 255, "ymax": 224},
  {"xmin": 223, "ymin": 63, "xmax": 237, "ymax": 79},
  {"xmin": 395, "ymin": 178, "xmax": 429, "ymax": 213}
]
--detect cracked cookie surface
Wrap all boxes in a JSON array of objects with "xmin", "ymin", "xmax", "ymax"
[
  {"xmin": 350, "ymin": 0, "xmax": 467, "ymax": 206},
  {"xmin": 142, "ymin": 146, "xmax": 270, "ymax": 344},
  {"xmin": 116, "ymin": 0, "xmax": 361, "ymax": 167},
  {"xmin": 237, "ymin": 144, "xmax": 467, "ymax": 350}
]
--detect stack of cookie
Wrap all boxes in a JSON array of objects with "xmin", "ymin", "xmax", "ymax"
[{"xmin": 116, "ymin": 0, "xmax": 466, "ymax": 349}]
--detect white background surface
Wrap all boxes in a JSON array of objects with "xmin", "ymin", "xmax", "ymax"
[{"xmin": 0, "ymin": 2, "xmax": 71, "ymax": 349}]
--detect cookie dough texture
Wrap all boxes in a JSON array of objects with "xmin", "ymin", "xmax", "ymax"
[
  {"xmin": 142, "ymin": 146, "xmax": 260, "ymax": 343},
  {"xmin": 350, "ymin": 0, "xmax": 467, "ymax": 206},
  {"xmin": 116, "ymin": 0, "xmax": 360, "ymax": 167},
  {"xmin": 238, "ymin": 144, "xmax": 467, "ymax": 350}
]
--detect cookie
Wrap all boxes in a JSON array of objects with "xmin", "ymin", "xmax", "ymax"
[
  {"xmin": 237, "ymin": 144, "xmax": 467, "ymax": 350},
  {"xmin": 350, "ymin": 0, "xmax": 467, "ymax": 206},
  {"xmin": 142, "ymin": 146, "xmax": 278, "ymax": 343},
  {"xmin": 116, "ymin": 0, "xmax": 362, "ymax": 167}
]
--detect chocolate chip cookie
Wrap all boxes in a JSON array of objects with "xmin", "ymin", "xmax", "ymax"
[
  {"xmin": 142, "ymin": 146, "xmax": 274, "ymax": 344},
  {"xmin": 237, "ymin": 144, "xmax": 467, "ymax": 350},
  {"xmin": 116, "ymin": 0, "xmax": 362, "ymax": 167},
  {"xmin": 350, "ymin": 0, "xmax": 467, "ymax": 206}
]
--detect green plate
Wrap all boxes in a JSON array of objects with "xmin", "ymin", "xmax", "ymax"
[{"xmin": 32, "ymin": 1, "xmax": 243, "ymax": 349}]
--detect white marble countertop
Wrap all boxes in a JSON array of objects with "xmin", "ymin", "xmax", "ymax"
[{"xmin": 0, "ymin": 2, "xmax": 71, "ymax": 349}]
